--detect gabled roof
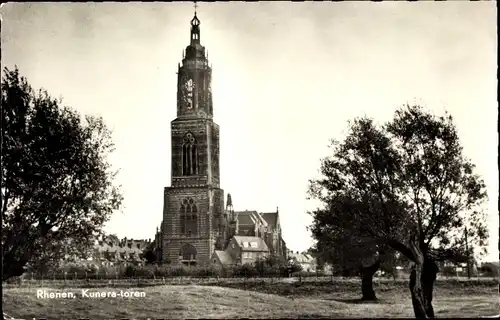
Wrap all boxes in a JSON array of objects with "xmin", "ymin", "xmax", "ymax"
[
  {"xmin": 289, "ymin": 252, "xmax": 316, "ymax": 264},
  {"xmin": 232, "ymin": 236, "xmax": 269, "ymax": 252},
  {"xmin": 213, "ymin": 250, "xmax": 234, "ymax": 265}
]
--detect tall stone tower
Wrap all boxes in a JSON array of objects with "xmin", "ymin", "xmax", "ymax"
[{"xmin": 162, "ymin": 12, "xmax": 227, "ymax": 265}]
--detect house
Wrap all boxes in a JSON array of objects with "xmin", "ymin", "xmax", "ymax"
[
  {"xmin": 288, "ymin": 251, "xmax": 317, "ymax": 272},
  {"xmin": 212, "ymin": 235, "xmax": 269, "ymax": 265},
  {"xmin": 88, "ymin": 235, "xmax": 149, "ymax": 266},
  {"xmin": 228, "ymin": 209, "xmax": 287, "ymax": 258}
]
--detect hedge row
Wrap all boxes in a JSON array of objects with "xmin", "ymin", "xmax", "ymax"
[{"xmin": 22, "ymin": 261, "xmax": 311, "ymax": 280}]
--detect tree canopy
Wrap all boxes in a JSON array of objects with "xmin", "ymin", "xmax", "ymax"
[
  {"xmin": 1, "ymin": 67, "xmax": 123, "ymax": 280},
  {"xmin": 308, "ymin": 104, "xmax": 489, "ymax": 317}
]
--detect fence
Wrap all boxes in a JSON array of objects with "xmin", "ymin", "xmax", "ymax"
[
  {"xmin": 13, "ymin": 269, "xmax": 335, "ymax": 282},
  {"xmin": 15, "ymin": 263, "xmax": 327, "ymax": 281},
  {"xmin": 4, "ymin": 268, "xmax": 497, "ymax": 289}
]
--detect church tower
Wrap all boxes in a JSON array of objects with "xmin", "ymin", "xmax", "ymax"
[{"xmin": 162, "ymin": 10, "xmax": 226, "ymax": 265}]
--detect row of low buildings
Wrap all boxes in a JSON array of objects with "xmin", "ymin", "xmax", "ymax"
[
  {"xmin": 63, "ymin": 235, "xmax": 152, "ymax": 267},
  {"xmin": 91, "ymin": 236, "xmax": 152, "ymax": 267}
]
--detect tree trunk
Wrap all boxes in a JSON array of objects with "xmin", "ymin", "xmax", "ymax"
[
  {"xmin": 409, "ymin": 258, "xmax": 438, "ymax": 318},
  {"xmin": 360, "ymin": 260, "xmax": 381, "ymax": 301},
  {"xmin": 408, "ymin": 228, "xmax": 439, "ymax": 319}
]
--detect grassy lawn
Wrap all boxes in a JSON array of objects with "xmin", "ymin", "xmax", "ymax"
[{"xmin": 2, "ymin": 279, "xmax": 498, "ymax": 319}]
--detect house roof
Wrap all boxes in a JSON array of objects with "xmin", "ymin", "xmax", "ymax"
[
  {"xmin": 233, "ymin": 236, "xmax": 269, "ymax": 252},
  {"xmin": 94, "ymin": 242, "xmax": 144, "ymax": 257},
  {"xmin": 214, "ymin": 250, "xmax": 234, "ymax": 265},
  {"xmin": 289, "ymin": 252, "xmax": 316, "ymax": 264}
]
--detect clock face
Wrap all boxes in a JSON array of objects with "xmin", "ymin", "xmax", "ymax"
[{"xmin": 182, "ymin": 78, "xmax": 194, "ymax": 110}]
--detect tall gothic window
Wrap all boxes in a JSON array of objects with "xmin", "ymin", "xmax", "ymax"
[
  {"xmin": 182, "ymin": 133, "xmax": 198, "ymax": 176},
  {"xmin": 180, "ymin": 198, "xmax": 198, "ymax": 236}
]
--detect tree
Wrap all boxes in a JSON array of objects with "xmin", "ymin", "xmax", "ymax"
[
  {"xmin": 25, "ymin": 237, "xmax": 95, "ymax": 275},
  {"xmin": 144, "ymin": 247, "xmax": 157, "ymax": 264},
  {"xmin": 308, "ymin": 104, "xmax": 488, "ymax": 318},
  {"xmin": 308, "ymin": 210, "xmax": 393, "ymax": 300},
  {"xmin": 1, "ymin": 67, "xmax": 123, "ymax": 281}
]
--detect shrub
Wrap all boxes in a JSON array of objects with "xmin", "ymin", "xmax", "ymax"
[
  {"xmin": 442, "ymin": 266, "xmax": 456, "ymax": 277},
  {"xmin": 233, "ymin": 263, "xmax": 258, "ymax": 277},
  {"xmin": 478, "ymin": 263, "xmax": 499, "ymax": 277},
  {"xmin": 124, "ymin": 265, "xmax": 137, "ymax": 278}
]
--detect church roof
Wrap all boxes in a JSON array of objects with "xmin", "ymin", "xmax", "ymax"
[
  {"xmin": 235, "ymin": 210, "xmax": 259, "ymax": 225},
  {"xmin": 233, "ymin": 236, "xmax": 269, "ymax": 252},
  {"xmin": 261, "ymin": 212, "xmax": 279, "ymax": 230}
]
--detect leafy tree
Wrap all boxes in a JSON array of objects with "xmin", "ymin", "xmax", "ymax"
[
  {"xmin": 308, "ymin": 104, "xmax": 488, "ymax": 318},
  {"xmin": 25, "ymin": 237, "xmax": 95, "ymax": 275},
  {"xmin": 309, "ymin": 207, "xmax": 398, "ymax": 300},
  {"xmin": 478, "ymin": 262, "xmax": 499, "ymax": 278},
  {"xmin": 254, "ymin": 254, "xmax": 288, "ymax": 277},
  {"xmin": 1, "ymin": 67, "xmax": 123, "ymax": 281},
  {"xmin": 286, "ymin": 257, "xmax": 303, "ymax": 274},
  {"xmin": 144, "ymin": 248, "xmax": 157, "ymax": 264}
]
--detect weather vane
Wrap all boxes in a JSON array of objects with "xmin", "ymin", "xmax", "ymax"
[{"xmin": 194, "ymin": 1, "xmax": 198, "ymax": 15}]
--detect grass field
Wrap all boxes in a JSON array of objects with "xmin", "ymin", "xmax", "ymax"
[{"xmin": 2, "ymin": 278, "xmax": 498, "ymax": 319}]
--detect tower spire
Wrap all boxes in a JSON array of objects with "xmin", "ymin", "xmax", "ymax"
[{"xmin": 190, "ymin": 1, "xmax": 201, "ymax": 45}]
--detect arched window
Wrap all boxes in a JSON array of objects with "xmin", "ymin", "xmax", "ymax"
[
  {"xmin": 179, "ymin": 243, "xmax": 197, "ymax": 265},
  {"xmin": 182, "ymin": 133, "xmax": 198, "ymax": 176},
  {"xmin": 180, "ymin": 197, "xmax": 198, "ymax": 236}
]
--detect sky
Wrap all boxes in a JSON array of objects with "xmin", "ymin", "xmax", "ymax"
[{"xmin": 1, "ymin": 2, "xmax": 498, "ymax": 262}]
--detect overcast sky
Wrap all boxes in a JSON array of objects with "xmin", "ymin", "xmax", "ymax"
[{"xmin": 1, "ymin": 2, "xmax": 497, "ymax": 261}]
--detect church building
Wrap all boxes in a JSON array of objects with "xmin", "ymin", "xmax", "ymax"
[{"xmin": 154, "ymin": 11, "xmax": 287, "ymax": 266}]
